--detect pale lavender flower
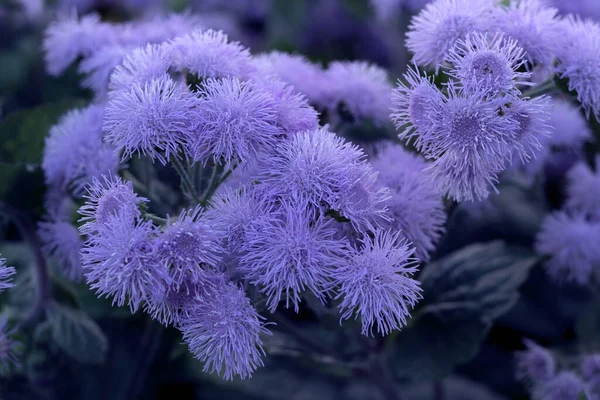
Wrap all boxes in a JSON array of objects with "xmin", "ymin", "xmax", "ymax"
[
  {"xmin": 109, "ymin": 44, "xmax": 170, "ymax": 93},
  {"xmin": 240, "ymin": 205, "xmax": 347, "ymax": 312},
  {"xmin": 324, "ymin": 61, "xmax": 392, "ymax": 124},
  {"xmin": 0, "ymin": 317, "xmax": 20, "ymax": 373},
  {"xmin": 79, "ymin": 175, "xmax": 148, "ymax": 235},
  {"xmin": 169, "ymin": 29, "xmax": 254, "ymax": 79},
  {"xmin": 534, "ymin": 371, "xmax": 589, "ymax": 400},
  {"xmin": 504, "ymin": 95, "xmax": 552, "ymax": 163},
  {"xmin": 515, "ymin": 339, "xmax": 556, "ymax": 384},
  {"xmin": 554, "ymin": 17, "xmax": 600, "ymax": 120},
  {"xmin": 372, "ymin": 144, "xmax": 446, "ymax": 262},
  {"xmin": 405, "ymin": 0, "xmax": 495, "ymax": 70},
  {"xmin": 333, "ymin": 230, "xmax": 421, "ymax": 336},
  {"xmin": 79, "ymin": 45, "xmax": 133, "ymax": 97},
  {"xmin": 104, "ymin": 75, "xmax": 198, "ymax": 165},
  {"xmin": 486, "ymin": 0, "xmax": 561, "ymax": 67},
  {"xmin": 130, "ymin": 13, "xmax": 206, "ymax": 45},
  {"xmin": 189, "ymin": 77, "xmax": 280, "ymax": 167},
  {"xmin": 547, "ymin": 98, "xmax": 591, "ymax": 149},
  {"xmin": 157, "ymin": 206, "xmax": 222, "ymax": 289},
  {"xmin": 370, "ymin": 0, "xmax": 403, "ymax": 20},
  {"xmin": 582, "ymin": 354, "xmax": 600, "ymax": 389},
  {"xmin": 81, "ymin": 215, "xmax": 170, "ymax": 312},
  {"xmin": 38, "ymin": 220, "xmax": 84, "ymax": 282},
  {"xmin": 566, "ymin": 159, "xmax": 600, "ymax": 220},
  {"xmin": 179, "ymin": 277, "xmax": 270, "ymax": 380},
  {"xmin": 535, "ymin": 211, "xmax": 600, "ymax": 285},
  {"xmin": 444, "ymin": 32, "xmax": 531, "ymax": 94},
  {"xmin": 42, "ymin": 104, "xmax": 119, "ymax": 197},
  {"xmin": 0, "ymin": 258, "xmax": 15, "ymax": 293}
]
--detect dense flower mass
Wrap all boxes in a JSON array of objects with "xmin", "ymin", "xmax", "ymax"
[{"xmin": 0, "ymin": 258, "xmax": 16, "ymax": 293}]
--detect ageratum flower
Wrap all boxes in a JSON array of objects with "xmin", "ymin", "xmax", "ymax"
[
  {"xmin": 487, "ymin": 0, "xmax": 561, "ymax": 67},
  {"xmin": 333, "ymin": 230, "xmax": 421, "ymax": 336},
  {"xmin": 38, "ymin": 220, "xmax": 84, "ymax": 282},
  {"xmin": 535, "ymin": 211, "xmax": 600, "ymax": 285},
  {"xmin": 566, "ymin": 159, "xmax": 600, "ymax": 220},
  {"xmin": 372, "ymin": 144, "xmax": 446, "ymax": 262},
  {"xmin": 324, "ymin": 61, "xmax": 392, "ymax": 124},
  {"xmin": 533, "ymin": 371, "xmax": 589, "ymax": 400},
  {"xmin": 42, "ymin": 104, "xmax": 119, "ymax": 197},
  {"xmin": 179, "ymin": 277, "xmax": 270, "ymax": 380},
  {"xmin": 79, "ymin": 175, "xmax": 148, "ymax": 235},
  {"xmin": 547, "ymin": 98, "xmax": 592, "ymax": 149},
  {"xmin": 78, "ymin": 45, "xmax": 133, "ymax": 97},
  {"xmin": 0, "ymin": 258, "xmax": 16, "ymax": 293},
  {"xmin": 169, "ymin": 29, "xmax": 254, "ymax": 79},
  {"xmin": 240, "ymin": 204, "xmax": 347, "ymax": 312},
  {"xmin": 189, "ymin": 77, "xmax": 280, "ymax": 167},
  {"xmin": 581, "ymin": 354, "xmax": 600, "ymax": 389},
  {"xmin": 258, "ymin": 128, "xmax": 389, "ymax": 231},
  {"xmin": 515, "ymin": 339, "xmax": 556, "ymax": 384},
  {"xmin": 157, "ymin": 206, "xmax": 222, "ymax": 289},
  {"xmin": 81, "ymin": 215, "xmax": 170, "ymax": 312},
  {"xmin": 405, "ymin": 0, "xmax": 495, "ymax": 70},
  {"xmin": 554, "ymin": 17, "xmax": 600, "ymax": 120},
  {"xmin": 0, "ymin": 317, "xmax": 20, "ymax": 373},
  {"xmin": 390, "ymin": 65, "xmax": 444, "ymax": 152},
  {"xmin": 104, "ymin": 75, "xmax": 198, "ymax": 165},
  {"xmin": 444, "ymin": 32, "xmax": 531, "ymax": 94},
  {"xmin": 109, "ymin": 44, "xmax": 170, "ymax": 93}
]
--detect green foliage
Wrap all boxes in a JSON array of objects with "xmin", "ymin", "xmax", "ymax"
[{"xmin": 392, "ymin": 241, "xmax": 538, "ymax": 381}]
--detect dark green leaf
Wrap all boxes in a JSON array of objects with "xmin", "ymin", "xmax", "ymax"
[{"xmin": 47, "ymin": 302, "xmax": 108, "ymax": 365}]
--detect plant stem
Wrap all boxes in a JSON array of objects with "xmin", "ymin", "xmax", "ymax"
[
  {"xmin": 126, "ymin": 320, "xmax": 164, "ymax": 400},
  {"xmin": 171, "ymin": 157, "xmax": 199, "ymax": 203},
  {"xmin": 522, "ymin": 80, "xmax": 556, "ymax": 98},
  {"xmin": 367, "ymin": 356, "xmax": 401, "ymax": 400},
  {"xmin": 199, "ymin": 164, "xmax": 234, "ymax": 207},
  {"xmin": 143, "ymin": 212, "xmax": 167, "ymax": 225}
]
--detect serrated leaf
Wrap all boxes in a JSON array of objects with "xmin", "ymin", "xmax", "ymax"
[{"xmin": 47, "ymin": 302, "xmax": 108, "ymax": 365}]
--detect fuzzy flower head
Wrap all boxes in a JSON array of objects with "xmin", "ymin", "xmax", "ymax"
[
  {"xmin": 566, "ymin": 159, "xmax": 600, "ymax": 220},
  {"xmin": 179, "ymin": 278, "xmax": 270, "ymax": 380},
  {"xmin": 0, "ymin": 317, "xmax": 20, "ymax": 373},
  {"xmin": 444, "ymin": 32, "xmax": 531, "ymax": 94},
  {"xmin": 0, "ymin": 258, "xmax": 16, "ymax": 294},
  {"xmin": 240, "ymin": 205, "xmax": 347, "ymax": 313},
  {"xmin": 391, "ymin": 65, "xmax": 445, "ymax": 151},
  {"xmin": 504, "ymin": 95, "xmax": 552, "ymax": 163},
  {"xmin": 372, "ymin": 144, "xmax": 446, "ymax": 262},
  {"xmin": 82, "ymin": 216, "xmax": 170, "ymax": 312},
  {"xmin": 515, "ymin": 339, "xmax": 556, "ymax": 384},
  {"xmin": 535, "ymin": 211, "xmax": 600, "ymax": 285},
  {"xmin": 78, "ymin": 44, "xmax": 132, "ymax": 97},
  {"xmin": 189, "ymin": 77, "xmax": 280, "ymax": 167},
  {"xmin": 324, "ymin": 61, "xmax": 392, "ymax": 124},
  {"xmin": 38, "ymin": 220, "xmax": 84, "ymax": 282},
  {"xmin": 554, "ymin": 17, "xmax": 600, "ymax": 120},
  {"xmin": 582, "ymin": 354, "xmax": 600, "ymax": 388},
  {"xmin": 406, "ymin": 0, "xmax": 495, "ymax": 70},
  {"xmin": 534, "ymin": 371, "xmax": 588, "ymax": 400},
  {"xmin": 43, "ymin": 104, "xmax": 119, "ymax": 197},
  {"xmin": 104, "ymin": 75, "xmax": 198, "ymax": 165},
  {"xmin": 547, "ymin": 98, "xmax": 591, "ymax": 149},
  {"xmin": 258, "ymin": 128, "xmax": 389, "ymax": 232},
  {"xmin": 157, "ymin": 206, "xmax": 222, "ymax": 289},
  {"xmin": 109, "ymin": 44, "xmax": 170, "ymax": 93},
  {"xmin": 169, "ymin": 29, "xmax": 254, "ymax": 79},
  {"xmin": 487, "ymin": 0, "xmax": 561, "ymax": 67},
  {"xmin": 79, "ymin": 175, "xmax": 148, "ymax": 235},
  {"xmin": 333, "ymin": 230, "xmax": 421, "ymax": 336}
]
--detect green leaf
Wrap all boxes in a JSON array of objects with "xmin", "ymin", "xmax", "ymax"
[
  {"xmin": 392, "ymin": 242, "xmax": 538, "ymax": 381},
  {"xmin": 47, "ymin": 302, "xmax": 108, "ymax": 365}
]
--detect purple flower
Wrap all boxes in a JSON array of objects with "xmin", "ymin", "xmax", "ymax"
[
  {"xmin": 534, "ymin": 371, "xmax": 589, "ymax": 400},
  {"xmin": 372, "ymin": 144, "xmax": 446, "ymax": 262},
  {"xmin": 42, "ymin": 104, "xmax": 119, "ymax": 197},
  {"xmin": 78, "ymin": 45, "xmax": 132, "ymax": 97},
  {"xmin": 333, "ymin": 230, "xmax": 421, "ymax": 336},
  {"xmin": 81, "ymin": 215, "xmax": 170, "ymax": 312},
  {"xmin": 0, "ymin": 257, "xmax": 16, "ymax": 293},
  {"xmin": 44, "ymin": 12, "xmax": 117, "ymax": 76},
  {"xmin": 487, "ymin": 0, "xmax": 561, "ymax": 67},
  {"xmin": 240, "ymin": 204, "xmax": 348, "ymax": 312},
  {"xmin": 157, "ymin": 206, "xmax": 222, "ymax": 289},
  {"xmin": 179, "ymin": 277, "xmax": 270, "ymax": 380},
  {"xmin": 38, "ymin": 220, "xmax": 84, "ymax": 282},
  {"xmin": 104, "ymin": 75, "xmax": 198, "ymax": 165},
  {"xmin": 109, "ymin": 44, "xmax": 170, "ymax": 93},
  {"xmin": 554, "ymin": 17, "xmax": 600, "ymax": 120},
  {"xmin": 406, "ymin": 0, "xmax": 495, "ymax": 70},
  {"xmin": 515, "ymin": 339, "xmax": 556, "ymax": 384},
  {"xmin": 444, "ymin": 32, "xmax": 531, "ymax": 94},
  {"xmin": 547, "ymin": 98, "xmax": 591, "ymax": 149},
  {"xmin": 169, "ymin": 29, "xmax": 254, "ymax": 79},
  {"xmin": 582, "ymin": 354, "xmax": 600, "ymax": 388},
  {"xmin": 324, "ymin": 61, "xmax": 392, "ymax": 124},
  {"xmin": 188, "ymin": 77, "xmax": 280, "ymax": 167},
  {"xmin": 391, "ymin": 65, "xmax": 445, "ymax": 151},
  {"xmin": 257, "ymin": 128, "xmax": 389, "ymax": 231},
  {"xmin": 504, "ymin": 95, "xmax": 552, "ymax": 163},
  {"xmin": 79, "ymin": 175, "xmax": 148, "ymax": 235},
  {"xmin": 0, "ymin": 317, "xmax": 20, "ymax": 373},
  {"xmin": 535, "ymin": 211, "xmax": 600, "ymax": 285},
  {"xmin": 566, "ymin": 159, "xmax": 600, "ymax": 220},
  {"xmin": 370, "ymin": 0, "xmax": 403, "ymax": 20}
]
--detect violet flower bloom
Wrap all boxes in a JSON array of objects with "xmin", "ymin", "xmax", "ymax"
[
  {"xmin": 582, "ymin": 354, "xmax": 600, "ymax": 389},
  {"xmin": 515, "ymin": 339, "xmax": 556, "ymax": 384},
  {"xmin": 0, "ymin": 317, "xmax": 20, "ymax": 373},
  {"xmin": 0, "ymin": 258, "xmax": 15, "ymax": 294},
  {"xmin": 109, "ymin": 44, "xmax": 170, "ymax": 93},
  {"xmin": 333, "ymin": 230, "xmax": 422, "ymax": 336},
  {"xmin": 566, "ymin": 159, "xmax": 600, "ymax": 220},
  {"xmin": 78, "ymin": 44, "xmax": 133, "ymax": 96},
  {"xmin": 38, "ymin": 220, "xmax": 84, "ymax": 282},
  {"xmin": 534, "ymin": 371, "xmax": 589, "ymax": 400}
]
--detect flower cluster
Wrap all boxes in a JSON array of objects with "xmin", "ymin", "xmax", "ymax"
[{"xmin": 0, "ymin": 257, "xmax": 20, "ymax": 373}]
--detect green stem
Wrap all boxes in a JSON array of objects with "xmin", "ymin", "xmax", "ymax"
[
  {"xmin": 522, "ymin": 80, "xmax": 556, "ymax": 98},
  {"xmin": 171, "ymin": 157, "xmax": 199, "ymax": 203},
  {"xmin": 199, "ymin": 164, "xmax": 234, "ymax": 206},
  {"xmin": 143, "ymin": 212, "xmax": 167, "ymax": 225}
]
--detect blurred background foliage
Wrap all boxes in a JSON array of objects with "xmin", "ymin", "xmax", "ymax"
[{"xmin": 0, "ymin": 0, "xmax": 599, "ymax": 399}]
